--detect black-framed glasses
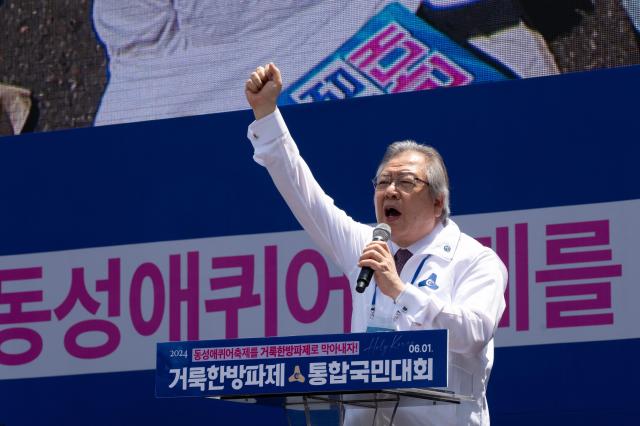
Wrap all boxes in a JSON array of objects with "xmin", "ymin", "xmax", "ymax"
[{"xmin": 372, "ymin": 173, "xmax": 429, "ymax": 192}]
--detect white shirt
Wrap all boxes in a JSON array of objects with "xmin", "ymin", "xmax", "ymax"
[
  {"xmin": 248, "ymin": 109, "xmax": 507, "ymax": 425},
  {"xmin": 92, "ymin": 0, "xmax": 421, "ymax": 126},
  {"xmin": 92, "ymin": 0, "xmax": 556, "ymax": 126}
]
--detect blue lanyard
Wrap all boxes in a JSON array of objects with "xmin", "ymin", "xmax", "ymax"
[{"xmin": 370, "ymin": 254, "xmax": 431, "ymax": 308}]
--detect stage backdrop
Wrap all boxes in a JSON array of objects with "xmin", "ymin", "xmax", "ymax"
[{"xmin": 1, "ymin": 65, "xmax": 639, "ymax": 425}]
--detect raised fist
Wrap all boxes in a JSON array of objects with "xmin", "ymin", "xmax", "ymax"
[{"xmin": 245, "ymin": 63, "xmax": 283, "ymax": 120}]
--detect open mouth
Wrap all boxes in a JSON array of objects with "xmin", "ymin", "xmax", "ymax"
[{"xmin": 385, "ymin": 207, "xmax": 402, "ymax": 220}]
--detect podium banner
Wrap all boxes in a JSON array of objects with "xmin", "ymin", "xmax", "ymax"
[{"xmin": 156, "ymin": 329, "xmax": 448, "ymax": 398}]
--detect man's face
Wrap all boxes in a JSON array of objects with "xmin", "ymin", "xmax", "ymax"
[{"xmin": 374, "ymin": 150, "xmax": 443, "ymax": 247}]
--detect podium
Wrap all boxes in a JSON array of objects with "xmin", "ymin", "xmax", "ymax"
[
  {"xmin": 156, "ymin": 330, "xmax": 469, "ymax": 425},
  {"xmin": 220, "ymin": 387, "xmax": 471, "ymax": 426}
]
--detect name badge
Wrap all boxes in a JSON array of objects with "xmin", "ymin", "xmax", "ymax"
[{"xmin": 366, "ymin": 308, "xmax": 396, "ymax": 333}]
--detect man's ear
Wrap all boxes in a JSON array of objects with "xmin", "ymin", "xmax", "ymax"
[{"xmin": 434, "ymin": 195, "xmax": 444, "ymax": 218}]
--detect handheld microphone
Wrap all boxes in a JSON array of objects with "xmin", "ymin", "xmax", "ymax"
[{"xmin": 356, "ymin": 223, "xmax": 392, "ymax": 293}]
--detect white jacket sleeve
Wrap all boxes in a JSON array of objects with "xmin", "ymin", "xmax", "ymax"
[
  {"xmin": 247, "ymin": 109, "xmax": 371, "ymax": 274},
  {"xmin": 395, "ymin": 248, "xmax": 507, "ymax": 355}
]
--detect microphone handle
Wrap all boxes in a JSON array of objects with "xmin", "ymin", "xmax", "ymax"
[{"xmin": 355, "ymin": 266, "xmax": 374, "ymax": 293}]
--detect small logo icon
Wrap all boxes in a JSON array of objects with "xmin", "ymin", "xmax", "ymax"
[
  {"xmin": 443, "ymin": 244, "xmax": 451, "ymax": 253},
  {"xmin": 418, "ymin": 273, "xmax": 439, "ymax": 290},
  {"xmin": 288, "ymin": 365, "xmax": 306, "ymax": 383}
]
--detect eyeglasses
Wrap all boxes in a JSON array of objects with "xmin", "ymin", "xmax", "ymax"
[{"xmin": 372, "ymin": 173, "xmax": 429, "ymax": 192}]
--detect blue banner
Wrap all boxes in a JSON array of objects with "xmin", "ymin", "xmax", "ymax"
[{"xmin": 156, "ymin": 330, "xmax": 448, "ymax": 397}]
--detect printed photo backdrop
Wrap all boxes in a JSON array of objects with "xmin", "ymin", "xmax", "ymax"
[{"xmin": 0, "ymin": 0, "xmax": 639, "ymax": 134}]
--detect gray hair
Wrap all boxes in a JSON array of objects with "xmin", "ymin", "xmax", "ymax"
[{"xmin": 375, "ymin": 140, "xmax": 450, "ymax": 224}]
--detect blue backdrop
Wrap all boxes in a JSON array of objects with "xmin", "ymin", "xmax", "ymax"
[{"xmin": 1, "ymin": 65, "xmax": 639, "ymax": 425}]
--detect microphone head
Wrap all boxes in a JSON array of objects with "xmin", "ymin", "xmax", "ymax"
[{"xmin": 372, "ymin": 223, "xmax": 391, "ymax": 242}]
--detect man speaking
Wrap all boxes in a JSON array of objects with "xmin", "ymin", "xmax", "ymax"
[{"xmin": 245, "ymin": 63, "xmax": 507, "ymax": 425}]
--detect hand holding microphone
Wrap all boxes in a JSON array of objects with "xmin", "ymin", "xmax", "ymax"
[{"xmin": 356, "ymin": 223, "xmax": 392, "ymax": 293}]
